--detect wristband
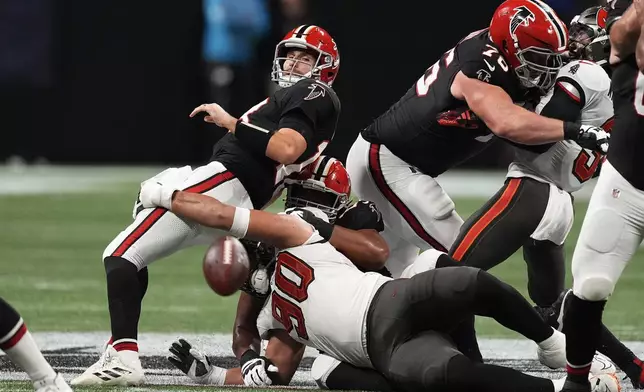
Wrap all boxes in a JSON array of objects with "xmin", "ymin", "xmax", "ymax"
[
  {"xmin": 240, "ymin": 349, "xmax": 259, "ymax": 366},
  {"xmin": 230, "ymin": 207, "xmax": 251, "ymax": 238},
  {"xmin": 563, "ymin": 121, "xmax": 581, "ymax": 140}
]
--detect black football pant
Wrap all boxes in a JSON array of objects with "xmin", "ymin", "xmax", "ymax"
[
  {"xmin": 449, "ymin": 177, "xmax": 566, "ymax": 307},
  {"xmin": 366, "ymin": 267, "xmax": 555, "ymax": 392}
]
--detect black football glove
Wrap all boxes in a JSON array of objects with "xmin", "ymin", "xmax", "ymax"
[{"xmin": 337, "ymin": 200, "xmax": 385, "ymax": 232}]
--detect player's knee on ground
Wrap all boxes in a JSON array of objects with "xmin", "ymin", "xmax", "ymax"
[
  {"xmin": 573, "ymin": 275, "xmax": 615, "ymax": 301},
  {"xmin": 399, "ymin": 249, "xmax": 444, "ymax": 278}
]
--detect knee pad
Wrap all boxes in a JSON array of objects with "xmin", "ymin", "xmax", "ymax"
[
  {"xmin": 311, "ymin": 354, "xmax": 342, "ymax": 389},
  {"xmin": 573, "ymin": 275, "xmax": 615, "ymax": 301}
]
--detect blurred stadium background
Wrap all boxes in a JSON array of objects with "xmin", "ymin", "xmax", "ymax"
[{"xmin": 2, "ymin": 0, "xmax": 642, "ymax": 391}]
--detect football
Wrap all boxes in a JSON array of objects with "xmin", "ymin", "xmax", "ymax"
[{"xmin": 202, "ymin": 236, "xmax": 250, "ymax": 296}]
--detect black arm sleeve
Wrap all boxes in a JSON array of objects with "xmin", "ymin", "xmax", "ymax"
[
  {"xmin": 278, "ymin": 110, "xmax": 315, "ymax": 142},
  {"xmin": 539, "ymin": 83, "xmax": 584, "ymax": 123}
]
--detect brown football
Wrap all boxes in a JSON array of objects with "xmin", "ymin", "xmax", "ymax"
[{"xmin": 202, "ymin": 236, "xmax": 250, "ymax": 296}]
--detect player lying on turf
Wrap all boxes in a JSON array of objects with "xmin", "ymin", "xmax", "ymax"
[
  {"xmin": 0, "ymin": 297, "xmax": 72, "ymax": 392},
  {"xmin": 169, "ymin": 157, "xmax": 395, "ymax": 390},
  {"xmin": 136, "ymin": 176, "xmax": 620, "ymax": 392},
  {"xmin": 72, "ymin": 25, "xmax": 341, "ymax": 387}
]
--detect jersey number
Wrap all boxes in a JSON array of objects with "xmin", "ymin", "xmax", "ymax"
[
  {"xmin": 572, "ymin": 117, "xmax": 614, "ymax": 183},
  {"xmin": 415, "ymin": 35, "xmax": 507, "ymax": 97},
  {"xmin": 271, "ymin": 252, "xmax": 315, "ymax": 340},
  {"xmin": 635, "ymin": 72, "xmax": 644, "ymax": 116}
]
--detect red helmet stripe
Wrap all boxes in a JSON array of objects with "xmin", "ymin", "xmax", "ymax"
[{"xmin": 527, "ymin": 0, "xmax": 567, "ymax": 51}]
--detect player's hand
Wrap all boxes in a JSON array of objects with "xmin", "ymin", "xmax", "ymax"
[
  {"xmin": 168, "ymin": 339, "xmax": 216, "ymax": 384},
  {"xmin": 338, "ymin": 200, "xmax": 385, "ymax": 232},
  {"xmin": 139, "ymin": 179, "xmax": 177, "ymax": 210},
  {"xmin": 568, "ymin": 124, "xmax": 610, "ymax": 154},
  {"xmin": 240, "ymin": 350, "xmax": 279, "ymax": 387},
  {"xmin": 190, "ymin": 103, "xmax": 237, "ymax": 131},
  {"xmin": 287, "ymin": 207, "xmax": 334, "ymax": 241}
]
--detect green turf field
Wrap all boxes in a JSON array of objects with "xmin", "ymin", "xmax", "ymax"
[{"xmin": 1, "ymin": 176, "xmax": 643, "ymax": 341}]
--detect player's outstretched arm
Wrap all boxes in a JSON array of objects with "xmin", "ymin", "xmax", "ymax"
[
  {"xmin": 451, "ymin": 71, "xmax": 609, "ymax": 153},
  {"xmin": 329, "ymin": 227, "xmax": 388, "ymax": 270},
  {"xmin": 138, "ymin": 183, "xmax": 314, "ymax": 249}
]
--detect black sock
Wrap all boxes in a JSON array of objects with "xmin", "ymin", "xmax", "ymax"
[
  {"xmin": 0, "ymin": 297, "xmax": 22, "ymax": 339},
  {"xmin": 597, "ymin": 323, "xmax": 637, "ymax": 374},
  {"xmin": 563, "ymin": 294, "xmax": 606, "ymax": 384},
  {"xmin": 472, "ymin": 271, "xmax": 552, "ymax": 343},
  {"xmin": 436, "ymin": 254, "xmax": 461, "ymax": 268},
  {"xmin": 446, "ymin": 354, "xmax": 554, "ymax": 392},
  {"xmin": 324, "ymin": 362, "xmax": 394, "ymax": 391},
  {"xmin": 138, "ymin": 267, "xmax": 149, "ymax": 300},
  {"xmin": 104, "ymin": 256, "xmax": 142, "ymax": 341}
]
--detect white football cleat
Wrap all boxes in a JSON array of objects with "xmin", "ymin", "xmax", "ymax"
[
  {"xmin": 33, "ymin": 373, "xmax": 72, "ymax": 392},
  {"xmin": 590, "ymin": 373, "xmax": 621, "ymax": 392},
  {"xmin": 537, "ymin": 329, "xmax": 567, "ymax": 369},
  {"xmin": 71, "ymin": 345, "xmax": 144, "ymax": 386},
  {"xmin": 590, "ymin": 353, "xmax": 617, "ymax": 376}
]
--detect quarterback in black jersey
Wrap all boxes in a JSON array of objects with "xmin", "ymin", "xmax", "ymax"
[
  {"xmin": 72, "ymin": 25, "xmax": 341, "ymax": 387},
  {"xmin": 346, "ymin": 0, "xmax": 611, "ymax": 279},
  {"xmin": 561, "ymin": 1, "xmax": 644, "ymax": 391}
]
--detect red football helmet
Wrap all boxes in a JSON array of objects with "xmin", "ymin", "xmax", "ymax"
[
  {"xmin": 284, "ymin": 156, "xmax": 351, "ymax": 223},
  {"xmin": 490, "ymin": 0, "xmax": 568, "ymax": 90},
  {"xmin": 272, "ymin": 25, "xmax": 340, "ymax": 88},
  {"xmin": 569, "ymin": 6, "xmax": 610, "ymax": 66}
]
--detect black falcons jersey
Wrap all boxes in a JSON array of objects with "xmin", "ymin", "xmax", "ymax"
[
  {"xmin": 211, "ymin": 78, "xmax": 340, "ymax": 209},
  {"xmin": 606, "ymin": 0, "xmax": 644, "ymax": 190},
  {"xmin": 362, "ymin": 29, "xmax": 530, "ymax": 177}
]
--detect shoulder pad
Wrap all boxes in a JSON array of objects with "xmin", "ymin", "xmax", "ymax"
[{"xmin": 556, "ymin": 61, "xmax": 611, "ymax": 104}]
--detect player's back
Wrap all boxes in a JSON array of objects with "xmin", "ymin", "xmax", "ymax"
[
  {"xmin": 257, "ymin": 232, "xmax": 389, "ymax": 368},
  {"xmin": 211, "ymin": 79, "xmax": 340, "ymax": 209},
  {"xmin": 508, "ymin": 60, "xmax": 613, "ymax": 192},
  {"xmin": 361, "ymin": 29, "xmax": 528, "ymax": 177}
]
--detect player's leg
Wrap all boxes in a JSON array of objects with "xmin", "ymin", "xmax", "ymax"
[
  {"xmin": 382, "ymin": 330, "xmax": 557, "ymax": 392},
  {"xmin": 311, "ymin": 354, "xmax": 394, "ymax": 391},
  {"xmin": 346, "ymin": 134, "xmax": 462, "ymax": 256},
  {"xmin": 0, "ymin": 297, "xmax": 71, "ymax": 391},
  {"xmin": 449, "ymin": 177, "xmax": 549, "ymax": 268},
  {"xmin": 562, "ymin": 161, "xmax": 644, "ymax": 390},
  {"xmin": 74, "ymin": 162, "xmax": 252, "ymax": 386},
  {"xmin": 524, "ymin": 240, "xmax": 566, "ymax": 307}
]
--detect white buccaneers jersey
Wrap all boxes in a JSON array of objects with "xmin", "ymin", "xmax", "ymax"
[
  {"xmin": 507, "ymin": 60, "xmax": 613, "ymax": 193},
  {"xmin": 256, "ymin": 226, "xmax": 390, "ymax": 369}
]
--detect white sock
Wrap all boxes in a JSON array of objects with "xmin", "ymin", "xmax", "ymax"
[
  {"xmin": 551, "ymin": 377, "xmax": 566, "ymax": 392},
  {"xmin": 112, "ymin": 338, "xmax": 140, "ymax": 368},
  {"xmin": 538, "ymin": 328, "xmax": 561, "ymax": 349},
  {"xmin": 1, "ymin": 321, "xmax": 56, "ymax": 383}
]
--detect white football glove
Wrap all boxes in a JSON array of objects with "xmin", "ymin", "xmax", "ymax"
[
  {"xmin": 572, "ymin": 125, "xmax": 610, "ymax": 154},
  {"xmin": 168, "ymin": 338, "xmax": 226, "ymax": 385},
  {"xmin": 139, "ymin": 179, "xmax": 177, "ymax": 210},
  {"xmin": 240, "ymin": 350, "xmax": 279, "ymax": 387}
]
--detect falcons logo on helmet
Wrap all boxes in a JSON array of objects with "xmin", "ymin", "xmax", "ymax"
[{"xmin": 510, "ymin": 6, "xmax": 536, "ymax": 36}]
